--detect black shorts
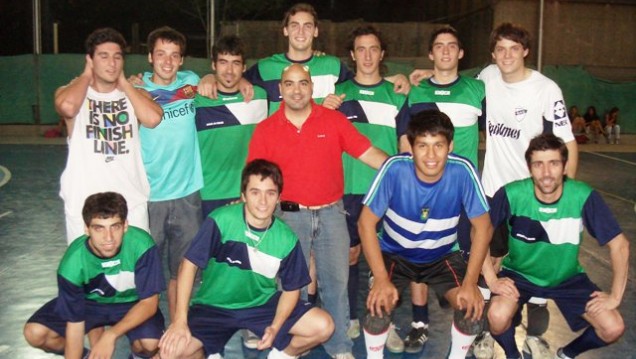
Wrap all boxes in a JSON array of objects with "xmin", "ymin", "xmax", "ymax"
[
  {"xmin": 343, "ymin": 194, "xmax": 364, "ymax": 247},
  {"xmin": 487, "ymin": 196, "xmax": 509, "ymax": 257},
  {"xmin": 382, "ymin": 251, "xmax": 467, "ymax": 303}
]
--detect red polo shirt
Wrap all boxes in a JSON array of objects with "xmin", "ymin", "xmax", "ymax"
[{"xmin": 247, "ymin": 101, "xmax": 372, "ymax": 206}]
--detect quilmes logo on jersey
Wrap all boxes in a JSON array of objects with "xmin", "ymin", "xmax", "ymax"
[
  {"xmin": 420, "ymin": 207, "xmax": 430, "ymax": 222},
  {"xmin": 488, "ymin": 122, "xmax": 521, "ymax": 139}
]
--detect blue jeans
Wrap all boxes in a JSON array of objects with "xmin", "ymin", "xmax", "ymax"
[{"xmin": 276, "ymin": 200, "xmax": 353, "ymax": 356}]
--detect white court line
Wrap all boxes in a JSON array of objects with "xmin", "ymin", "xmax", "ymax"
[
  {"xmin": 0, "ymin": 211, "xmax": 12, "ymax": 219},
  {"xmin": 586, "ymin": 151, "xmax": 636, "ymax": 166},
  {"xmin": 595, "ymin": 190, "xmax": 635, "ymax": 205},
  {"xmin": 0, "ymin": 165, "xmax": 11, "ymax": 187}
]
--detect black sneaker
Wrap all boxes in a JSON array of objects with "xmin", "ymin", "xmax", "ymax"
[{"xmin": 403, "ymin": 321, "xmax": 429, "ymax": 353}]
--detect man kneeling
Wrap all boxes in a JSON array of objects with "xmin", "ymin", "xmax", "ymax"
[
  {"xmin": 159, "ymin": 159, "xmax": 334, "ymax": 359},
  {"xmin": 24, "ymin": 192, "xmax": 165, "ymax": 359}
]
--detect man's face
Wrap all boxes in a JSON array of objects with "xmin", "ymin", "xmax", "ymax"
[
  {"xmin": 89, "ymin": 42, "xmax": 124, "ymax": 85},
  {"xmin": 279, "ymin": 65, "xmax": 313, "ymax": 112},
  {"xmin": 86, "ymin": 216, "xmax": 127, "ymax": 258},
  {"xmin": 429, "ymin": 33, "xmax": 463, "ymax": 72},
  {"xmin": 491, "ymin": 38, "xmax": 528, "ymax": 77},
  {"xmin": 350, "ymin": 34, "xmax": 384, "ymax": 78},
  {"xmin": 213, "ymin": 52, "xmax": 245, "ymax": 92},
  {"xmin": 529, "ymin": 149, "xmax": 566, "ymax": 200},
  {"xmin": 148, "ymin": 39, "xmax": 183, "ymax": 85},
  {"xmin": 283, "ymin": 11, "xmax": 318, "ymax": 53},
  {"xmin": 411, "ymin": 134, "xmax": 453, "ymax": 183},
  {"xmin": 241, "ymin": 175, "xmax": 280, "ymax": 226}
]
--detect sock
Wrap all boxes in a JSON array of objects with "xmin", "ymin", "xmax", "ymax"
[
  {"xmin": 308, "ymin": 293, "xmax": 317, "ymax": 305},
  {"xmin": 348, "ymin": 263, "xmax": 359, "ymax": 319},
  {"xmin": 267, "ymin": 348, "xmax": 297, "ymax": 359},
  {"xmin": 563, "ymin": 326, "xmax": 608, "ymax": 357},
  {"xmin": 412, "ymin": 304, "xmax": 429, "ymax": 324},
  {"xmin": 82, "ymin": 348, "xmax": 91, "ymax": 359},
  {"xmin": 363, "ymin": 325, "xmax": 389, "ymax": 359},
  {"xmin": 448, "ymin": 321, "xmax": 477, "ymax": 359},
  {"xmin": 492, "ymin": 326, "xmax": 520, "ymax": 359}
]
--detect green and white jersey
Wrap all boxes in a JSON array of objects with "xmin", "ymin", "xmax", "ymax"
[
  {"xmin": 186, "ymin": 204, "xmax": 310, "ymax": 309},
  {"xmin": 194, "ymin": 87, "xmax": 268, "ymax": 201},
  {"xmin": 336, "ymin": 79, "xmax": 408, "ymax": 195},
  {"xmin": 245, "ymin": 53, "xmax": 351, "ymax": 114},
  {"xmin": 408, "ymin": 76, "xmax": 485, "ymax": 168},
  {"xmin": 491, "ymin": 178, "xmax": 622, "ymax": 287},
  {"xmin": 58, "ymin": 226, "xmax": 164, "ymax": 305}
]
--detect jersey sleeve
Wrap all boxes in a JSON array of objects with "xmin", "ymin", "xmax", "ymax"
[
  {"xmin": 459, "ymin": 162, "xmax": 490, "ymax": 218},
  {"xmin": 542, "ymin": 84, "xmax": 575, "ymax": 143},
  {"xmin": 243, "ymin": 63, "xmax": 263, "ymax": 87},
  {"xmin": 278, "ymin": 242, "xmax": 311, "ymax": 291},
  {"xmin": 489, "ymin": 186, "xmax": 511, "ymax": 228},
  {"xmin": 362, "ymin": 157, "xmax": 398, "ymax": 218},
  {"xmin": 55, "ymin": 275, "xmax": 86, "ymax": 322},
  {"xmin": 337, "ymin": 62, "xmax": 354, "ymax": 84},
  {"xmin": 134, "ymin": 246, "xmax": 166, "ymax": 299},
  {"xmin": 395, "ymin": 100, "xmax": 410, "ymax": 138},
  {"xmin": 185, "ymin": 217, "xmax": 223, "ymax": 269},
  {"xmin": 582, "ymin": 190, "xmax": 623, "ymax": 246}
]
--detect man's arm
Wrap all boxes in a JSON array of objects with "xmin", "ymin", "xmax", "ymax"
[
  {"xmin": 586, "ymin": 233, "xmax": 629, "ymax": 316},
  {"xmin": 358, "ymin": 206, "xmax": 398, "ymax": 316},
  {"xmin": 159, "ymin": 259, "xmax": 198, "ymax": 358},
  {"xmin": 257, "ymin": 289, "xmax": 300, "ymax": 350},
  {"xmin": 55, "ymin": 57, "xmax": 94, "ymax": 136},
  {"xmin": 357, "ymin": 146, "xmax": 389, "ymax": 170},
  {"xmin": 385, "ymin": 74, "xmax": 410, "ymax": 95},
  {"xmin": 117, "ymin": 72, "xmax": 162, "ymax": 128},
  {"xmin": 565, "ymin": 140, "xmax": 578, "ymax": 179},
  {"xmin": 65, "ymin": 321, "xmax": 86, "ymax": 359},
  {"xmin": 89, "ymin": 294, "xmax": 160, "ymax": 359},
  {"xmin": 197, "ymin": 74, "xmax": 254, "ymax": 102}
]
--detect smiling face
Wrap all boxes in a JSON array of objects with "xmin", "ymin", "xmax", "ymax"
[
  {"xmin": 492, "ymin": 38, "xmax": 528, "ymax": 81},
  {"xmin": 411, "ymin": 133, "xmax": 453, "ymax": 183},
  {"xmin": 283, "ymin": 11, "xmax": 318, "ymax": 54},
  {"xmin": 351, "ymin": 34, "xmax": 384, "ymax": 79},
  {"xmin": 241, "ymin": 175, "xmax": 280, "ymax": 228},
  {"xmin": 529, "ymin": 149, "xmax": 566, "ymax": 202},
  {"xmin": 149, "ymin": 39, "xmax": 183, "ymax": 85},
  {"xmin": 213, "ymin": 52, "xmax": 245, "ymax": 92},
  {"xmin": 429, "ymin": 32, "xmax": 463, "ymax": 73},
  {"xmin": 279, "ymin": 64, "xmax": 313, "ymax": 112},
  {"xmin": 86, "ymin": 216, "xmax": 127, "ymax": 258},
  {"xmin": 90, "ymin": 42, "xmax": 124, "ymax": 86}
]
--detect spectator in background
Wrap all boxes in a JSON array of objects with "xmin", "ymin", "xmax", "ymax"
[
  {"xmin": 569, "ymin": 106, "xmax": 588, "ymax": 144},
  {"xmin": 604, "ymin": 107, "xmax": 620, "ymax": 144},
  {"xmin": 583, "ymin": 106, "xmax": 605, "ymax": 143}
]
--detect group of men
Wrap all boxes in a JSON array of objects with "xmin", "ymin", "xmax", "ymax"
[{"xmin": 22, "ymin": 2, "xmax": 629, "ymax": 359}]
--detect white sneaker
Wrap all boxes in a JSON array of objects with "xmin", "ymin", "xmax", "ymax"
[
  {"xmin": 347, "ymin": 319, "xmax": 361, "ymax": 339},
  {"xmin": 472, "ymin": 331, "xmax": 495, "ymax": 359},
  {"xmin": 385, "ymin": 324, "xmax": 404, "ymax": 353},
  {"xmin": 522, "ymin": 335, "xmax": 552, "ymax": 359},
  {"xmin": 241, "ymin": 329, "xmax": 260, "ymax": 349},
  {"xmin": 332, "ymin": 352, "xmax": 355, "ymax": 359}
]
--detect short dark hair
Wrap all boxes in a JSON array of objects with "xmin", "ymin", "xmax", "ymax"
[
  {"xmin": 406, "ymin": 110, "xmax": 454, "ymax": 146},
  {"xmin": 82, "ymin": 192, "xmax": 128, "ymax": 226},
  {"xmin": 489, "ymin": 23, "xmax": 530, "ymax": 53},
  {"xmin": 85, "ymin": 28, "xmax": 127, "ymax": 58},
  {"xmin": 428, "ymin": 26, "xmax": 462, "ymax": 52},
  {"xmin": 241, "ymin": 159, "xmax": 284, "ymax": 194},
  {"xmin": 212, "ymin": 35, "xmax": 245, "ymax": 63},
  {"xmin": 147, "ymin": 26, "xmax": 186, "ymax": 56},
  {"xmin": 525, "ymin": 134, "xmax": 568, "ymax": 169},
  {"xmin": 346, "ymin": 25, "xmax": 387, "ymax": 75},
  {"xmin": 282, "ymin": 3, "xmax": 318, "ymax": 28}
]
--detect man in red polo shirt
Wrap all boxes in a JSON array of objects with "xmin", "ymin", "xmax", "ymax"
[{"xmin": 247, "ymin": 63, "xmax": 387, "ymax": 359}]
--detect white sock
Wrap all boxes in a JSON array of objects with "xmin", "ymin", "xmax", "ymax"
[
  {"xmin": 364, "ymin": 326, "xmax": 389, "ymax": 359},
  {"xmin": 267, "ymin": 348, "xmax": 297, "ymax": 359},
  {"xmin": 448, "ymin": 321, "xmax": 477, "ymax": 359},
  {"xmin": 206, "ymin": 354, "xmax": 223, "ymax": 359}
]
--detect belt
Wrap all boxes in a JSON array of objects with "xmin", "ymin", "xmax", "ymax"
[{"xmin": 280, "ymin": 200, "xmax": 338, "ymax": 212}]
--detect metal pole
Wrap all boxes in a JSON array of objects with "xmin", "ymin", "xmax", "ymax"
[
  {"xmin": 33, "ymin": 0, "xmax": 42, "ymax": 125},
  {"xmin": 33, "ymin": 0, "xmax": 41, "ymax": 54},
  {"xmin": 208, "ymin": 0, "xmax": 215, "ymax": 58},
  {"xmin": 53, "ymin": 22, "xmax": 59, "ymax": 54},
  {"xmin": 537, "ymin": 0, "xmax": 544, "ymax": 72}
]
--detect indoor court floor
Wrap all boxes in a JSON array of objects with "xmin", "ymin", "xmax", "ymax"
[{"xmin": 0, "ymin": 140, "xmax": 634, "ymax": 359}]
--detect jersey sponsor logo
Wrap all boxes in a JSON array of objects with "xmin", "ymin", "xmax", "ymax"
[
  {"xmin": 226, "ymin": 257, "xmax": 242, "ymax": 265},
  {"xmin": 420, "ymin": 207, "xmax": 430, "ymax": 222},
  {"xmin": 553, "ymin": 100, "xmax": 566, "ymax": 120},
  {"xmin": 539, "ymin": 207, "xmax": 557, "ymax": 214},
  {"xmin": 359, "ymin": 89, "xmax": 375, "ymax": 96},
  {"xmin": 346, "ymin": 115, "xmax": 358, "ymax": 120},
  {"xmin": 162, "ymin": 102, "xmax": 195, "ymax": 121},
  {"xmin": 222, "ymin": 96, "xmax": 239, "ymax": 101},
  {"xmin": 488, "ymin": 121, "xmax": 520, "ymax": 139},
  {"xmin": 205, "ymin": 121, "xmax": 225, "ymax": 127},
  {"xmin": 434, "ymin": 90, "xmax": 451, "ymax": 96},
  {"xmin": 317, "ymin": 134, "xmax": 326, "ymax": 138},
  {"xmin": 101, "ymin": 259, "xmax": 121, "ymax": 268},
  {"xmin": 514, "ymin": 107, "xmax": 528, "ymax": 122},
  {"xmin": 105, "ymin": 156, "xmax": 115, "ymax": 163}
]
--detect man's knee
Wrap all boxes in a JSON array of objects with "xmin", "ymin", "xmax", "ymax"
[
  {"xmin": 131, "ymin": 338, "xmax": 159, "ymax": 356},
  {"xmin": 310, "ymin": 308, "xmax": 335, "ymax": 343},
  {"xmin": 487, "ymin": 303, "xmax": 513, "ymax": 335},
  {"xmin": 596, "ymin": 312, "xmax": 625, "ymax": 343},
  {"xmin": 24, "ymin": 322, "xmax": 54, "ymax": 348},
  {"xmin": 362, "ymin": 312, "xmax": 391, "ymax": 335}
]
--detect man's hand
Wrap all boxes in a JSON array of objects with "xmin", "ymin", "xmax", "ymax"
[
  {"xmin": 409, "ymin": 69, "xmax": 434, "ymax": 86},
  {"xmin": 586, "ymin": 291, "xmax": 621, "ymax": 317},
  {"xmin": 88, "ymin": 329, "xmax": 117, "ymax": 359},
  {"xmin": 366, "ymin": 276, "xmax": 398, "ymax": 317},
  {"xmin": 198, "ymin": 74, "xmax": 218, "ymax": 99},
  {"xmin": 322, "ymin": 93, "xmax": 346, "ymax": 110},
  {"xmin": 257, "ymin": 326, "xmax": 278, "ymax": 350},
  {"xmin": 159, "ymin": 321, "xmax": 192, "ymax": 359},
  {"xmin": 488, "ymin": 277, "xmax": 519, "ymax": 300},
  {"xmin": 390, "ymin": 74, "xmax": 410, "ymax": 94},
  {"xmin": 127, "ymin": 73, "xmax": 144, "ymax": 86},
  {"xmin": 455, "ymin": 283, "xmax": 485, "ymax": 321}
]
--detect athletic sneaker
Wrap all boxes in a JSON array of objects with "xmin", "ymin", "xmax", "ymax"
[
  {"xmin": 386, "ymin": 324, "xmax": 405, "ymax": 353},
  {"xmin": 471, "ymin": 331, "xmax": 495, "ymax": 359},
  {"xmin": 347, "ymin": 318, "xmax": 361, "ymax": 339},
  {"xmin": 521, "ymin": 335, "xmax": 552, "ymax": 359},
  {"xmin": 555, "ymin": 348, "xmax": 573, "ymax": 359},
  {"xmin": 241, "ymin": 329, "xmax": 260, "ymax": 349},
  {"xmin": 403, "ymin": 321, "xmax": 429, "ymax": 353},
  {"xmin": 332, "ymin": 352, "xmax": 355, "ymax": 359}
]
